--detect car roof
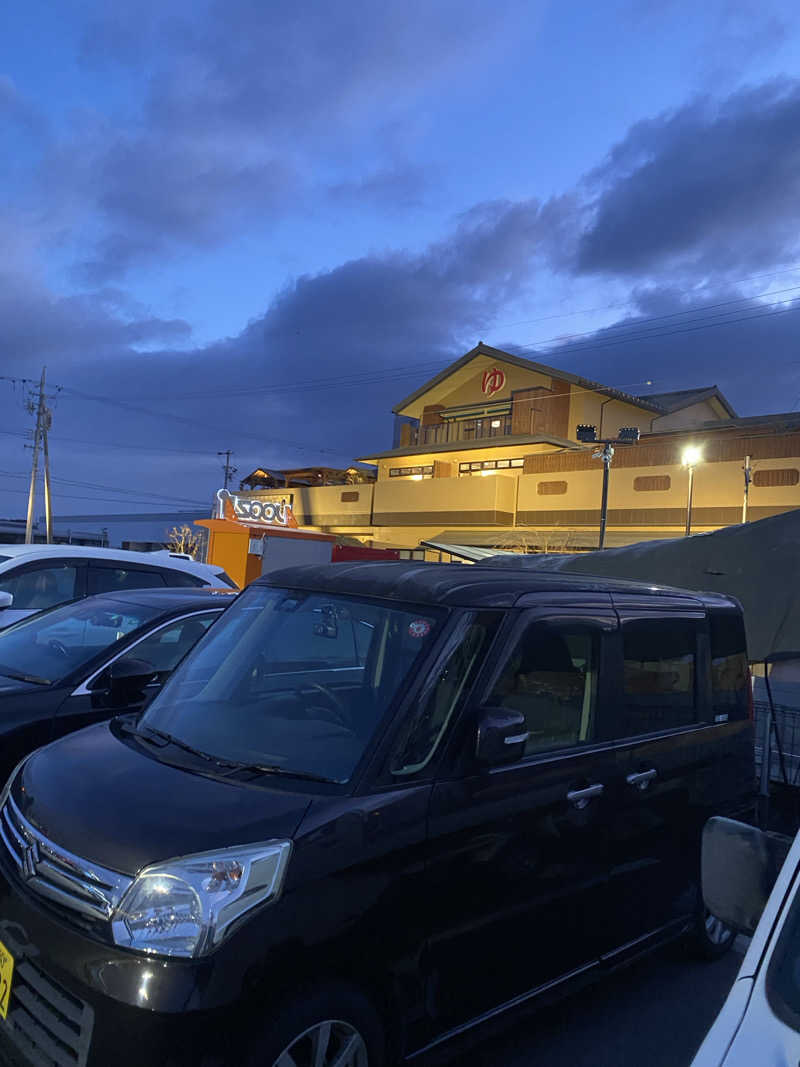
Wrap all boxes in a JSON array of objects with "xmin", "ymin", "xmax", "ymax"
[
  {"xmin": 78, "ymin": 587, "xmax": 237, "ymax": 611},
  {"xmin": 0, "ymin": 544, "xmax": 220, "ymax": 579},
  {"xmin": 256, "ymin": 561, "xmax": 724, "ymax": 609}
]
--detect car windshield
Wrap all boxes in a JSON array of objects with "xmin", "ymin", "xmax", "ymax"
[
  {"xmin": 0, "ymin": 597, "xmax": 166, "ymax": 685},
  {"xmin": 140, "ymin": 584, "xmax": 445, "ymax": 783}
]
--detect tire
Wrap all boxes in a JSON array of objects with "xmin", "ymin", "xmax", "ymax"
[
  {"xmin": 244, "ymin": 983, "xmax": 387, "ymax": 1067},
  {"xmin": 691, "ymin": 907, "xmax": 737, "ymax": 961}
]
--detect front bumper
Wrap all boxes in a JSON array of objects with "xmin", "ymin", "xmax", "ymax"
[{"xmin": 0, "ymin": 863, "xmax": 243, "ymax": 1067}]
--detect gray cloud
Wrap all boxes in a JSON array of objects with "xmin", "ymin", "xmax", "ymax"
[
  {"xmin": 578, "ymin": 80, "xmax": 800, "ymax": 277},
  {"xmin": 7, "ymin": 62, "xmax": 800, "ymax": 513},
  {"xmin": 0, "ymin": 191, "xmax": 564, "ymax": 508},
  {"xmin": 62, "ymin": 0, "xmax": 532, "ymax": 280},
  {"xmin": 535, "ymin": 284, "xmax": 800, "ymax": 416}
]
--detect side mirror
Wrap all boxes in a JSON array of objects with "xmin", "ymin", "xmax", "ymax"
[
  {"xmin": 475, "ymin": 708, "xmax": 529, "ymax": 765},
  {"xmin": 0, "ymin": 592, "xmax": 13, "ymax": 611},
  {"xmin": 91, "ymin": 658, "xmax": 158, "ymax": 707},
  {"xmin": 702, "ymin": 817, "xmax": 791, "ymax": 935}
]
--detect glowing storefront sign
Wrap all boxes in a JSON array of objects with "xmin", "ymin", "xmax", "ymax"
[{"xmin": 216, "ymin": 489, "xmax": 298, "ymax": 528}]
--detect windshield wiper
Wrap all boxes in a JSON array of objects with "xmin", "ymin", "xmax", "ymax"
[
  {"xmin": 135, "ymin": 726, "xmax": 224, "ymax": 764},
  {"xmin": 135, "ymin": 726, "xmax": 341, "ymax": 784},
  {"xmin": 229, "ymin": 763, "xmax": 343, "ymax": 785},
  {"xmin": 0, "ymin": 665, "xmax": 51, "ymax": 686}
]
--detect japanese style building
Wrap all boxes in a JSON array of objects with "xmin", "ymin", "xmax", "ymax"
[{"xmin": 237, "ymin": 342, "xmax": 800, "ymax": 557}]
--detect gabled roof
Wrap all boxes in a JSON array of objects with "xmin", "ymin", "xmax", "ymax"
[
  {"xmin": 392, "ymin": 342, "xmax": 667, "ymax": 416},
  {"xmin": 393, "ymin": 343, "xmax": 740, "ymax": 423},
  {"xmin": 640, "ymin": 386, "xmax": 737, "ymax": 418}
]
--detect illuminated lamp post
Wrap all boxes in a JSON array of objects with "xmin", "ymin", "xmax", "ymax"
[
  {"xmin": 682, "ymin": 446, "xmax": 702, "ymax": 537},
  {"xmin": 576, "ymin": 424, "xmax": 640, "ymax": 550}
]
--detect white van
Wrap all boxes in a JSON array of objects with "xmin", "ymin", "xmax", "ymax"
[{"xmin": 0, "ymin": 544, "xmax": 236, "ymax": 628}]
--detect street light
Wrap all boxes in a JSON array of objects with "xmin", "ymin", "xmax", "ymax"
[
  {"xmin": 577, "ymin": 424, "xmax": 640, "ymax": 549},
  {"xmin": 682, "ymin": 446, "xmax": 702, "ymax": 536}
]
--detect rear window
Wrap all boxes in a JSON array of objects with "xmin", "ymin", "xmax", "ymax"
[{"xmin": 708, "ymin": 607, "xmax": 749, "ymax": 722}]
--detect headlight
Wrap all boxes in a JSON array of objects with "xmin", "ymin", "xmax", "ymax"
[{"xmin": 111, "ymin": 841, "xmax": 291, "ymax": 958}]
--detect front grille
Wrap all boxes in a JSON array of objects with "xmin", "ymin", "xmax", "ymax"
[
  {"xmin": 0, "ymin": 796, "xmax": 131, "ymax": 923},
  {"xmin": 0, "ymin": 929, "xmax": 93, "ymax": 1067}
]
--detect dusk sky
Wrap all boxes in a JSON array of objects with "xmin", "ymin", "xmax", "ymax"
[{"xmin": 3, "ymin": 0, "xmax": 800, "ymax": 514}]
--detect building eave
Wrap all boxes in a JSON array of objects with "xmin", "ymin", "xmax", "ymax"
[{"xmin": 358, "ymin": 432, "xmax": 585, "ymax": 464}]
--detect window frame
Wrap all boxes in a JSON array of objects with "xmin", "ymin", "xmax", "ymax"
[
  {"xmin": 388, "ymin": 610, "xmax": 504, "ymax": 778},
  {"xmin": 0, "ymin": 557, "xmax": 88, "ymax": 609},
  {"xmin": 463, "ymin": 606, "xmax": 620, "ymax": 768},
  {"xmin": 608, "ymin": 608, "xmax": 711, "ymax": 741}
]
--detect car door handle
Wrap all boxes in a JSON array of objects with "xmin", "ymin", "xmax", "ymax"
[
  {"xmin": 626, "ymin": 768, "xmax": 657, "ymax": 791},
  {"xmin": 566, "ymin": 783, "xmax": 604, "ymax": 809}
]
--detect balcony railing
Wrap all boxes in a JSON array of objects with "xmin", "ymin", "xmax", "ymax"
[{"xmin": 407, "ymin": 416, "xmax": 513, "ymax": 448}]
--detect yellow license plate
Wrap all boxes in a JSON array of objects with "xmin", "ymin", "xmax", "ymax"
[{"xmin": 0, "ymin": 936, "xmax": 13, "ymax": 1021}]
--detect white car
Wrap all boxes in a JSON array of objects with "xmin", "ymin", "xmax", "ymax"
[
  {"xmin": 691, "ymin": 817, "xmax": 797, "ymax": 1066},
  {"xmin": 0, "ymin": 544, "xmax": 236, "ymax": 629}
]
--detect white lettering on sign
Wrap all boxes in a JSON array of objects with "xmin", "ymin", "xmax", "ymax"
[{"xmin": 217, "ymin": 489, "xmax": 297, "ymax": 528}]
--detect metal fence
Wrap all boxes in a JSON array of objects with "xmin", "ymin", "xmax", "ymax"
[{"xmin": 754, "ymin": 700, "xmax": 800, "ymax": 788}]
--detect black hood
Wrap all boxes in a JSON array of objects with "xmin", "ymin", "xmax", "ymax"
[
  {"xmin": 0, "ymin": 674, "xmax": 43, "ymax": 695},
  {"xmin": 14, "ymin": 722, "xmax": 313, "ymax": 874}
]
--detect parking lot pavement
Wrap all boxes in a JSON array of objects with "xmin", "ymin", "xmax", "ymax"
[{"xmin": 458, "ymin": 938, "xmax": 747, "ymax": 1066}]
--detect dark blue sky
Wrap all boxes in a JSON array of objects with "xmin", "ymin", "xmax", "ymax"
[{"xmin": 2, "ymin": 0, "xmax": 800, "ymax": 514}]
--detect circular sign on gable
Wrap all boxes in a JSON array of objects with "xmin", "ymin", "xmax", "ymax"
[{"xmin": 482, "ymin": 367, "xmax": 506, "ymax": 397}]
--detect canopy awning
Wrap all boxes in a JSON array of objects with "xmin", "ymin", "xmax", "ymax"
[{"xmin": 483, "ymin": 508, "xmax": 800, "ymax": 663}]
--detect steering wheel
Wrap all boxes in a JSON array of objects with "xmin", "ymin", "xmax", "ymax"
[
  {"xmin": 48, "ymin": 639, "xmax": 69, "ymax": 658},
  {"xmin": 306, "ymin": 683, "xmax": 352, "ymax": 731}
]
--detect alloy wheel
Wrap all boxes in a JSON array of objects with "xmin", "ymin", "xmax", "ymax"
[{"xmin": 273, "ymin": 1019, "xmax": 369, "ymax": 1067}]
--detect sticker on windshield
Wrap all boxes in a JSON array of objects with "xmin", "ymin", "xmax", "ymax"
[{"xmin": 408, "ymin": 619, "xmax": 431, "ymax": 639}]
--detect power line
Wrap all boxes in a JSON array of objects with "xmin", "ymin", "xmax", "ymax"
[
  {"xmin": 57, "ymin": 387, "xmax": 355, "ymax": 459},
  {"xmin": 492, "ymin": 260, "xmax": 800, "ymax": 331},
  {"xmin": 0, "ymin": 484, "xmax": 213, "ymax": 510},
  {"xmin": 0, "ymin": 470, "xmax": 209, "ymax": 509},
  {"xmin": 148, "ymin": 284, "xmax": 800, "ymax": 405},
  {"xmin": 517, "ymin": 299, "xmax": 800, "ymax": 359}
]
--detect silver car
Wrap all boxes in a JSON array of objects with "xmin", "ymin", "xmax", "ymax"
[{"xmin": 691, "ymin": 817, "xmax": 798, "ymax": 1066}]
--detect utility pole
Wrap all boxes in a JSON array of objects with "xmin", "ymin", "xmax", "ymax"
[
  {"xmin": 25, "ymin": 368, "xmax": 53, "ymax": 544},
  {"xmin": 218, "ymin": 450, "xmax": 237, "ymax": 490},
  {"xmin": 742, "ymin": 455, "xmax": 752, "ymax": 523}
]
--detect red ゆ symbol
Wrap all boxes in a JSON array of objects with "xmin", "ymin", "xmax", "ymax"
[{"xmin": 481, "ymin": 367, "xmax": 506, "ymax": 397}]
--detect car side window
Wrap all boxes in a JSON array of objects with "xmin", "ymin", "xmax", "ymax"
[
  {"xmin": 708, "ymin": 608, "xmax": 749, "ymax": 721},
  {"xmin": 161, "ymin": 569, "xmax": 206, "ymax": 588},
  {"xmin": 0, "ymin": 563, "xmax": 79, "ymax": 611},
  {"xmin": 392, "ymin": 611, "xmax": 501, "ymax": 775},
  {"xmin": 620, "ymin": 617, "xmax": 698, "ymax": 735},
  {"xmin": 88, "ymin": 566, "xmax": 166, "ymax": 595},
  {"xmin": 113, "ymin": 612, "xmax": 219, "ymax": 677},
  {"xmin": 487, "ymin": 622, "xmax": 599, "ymax": 755}
]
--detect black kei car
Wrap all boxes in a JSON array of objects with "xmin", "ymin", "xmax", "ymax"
[
  {"xmin": 0, "ymin": 563, "xmax": 754, "ymax": 1067},
  {"xmin": 0, "ymin": 586, "xmax": 236, "ymax": 782}
]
